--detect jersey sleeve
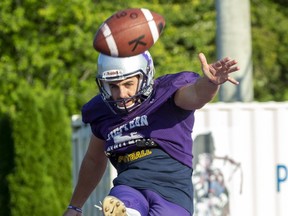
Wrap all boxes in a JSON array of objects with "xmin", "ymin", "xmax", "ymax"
[
  {"xmin": 81, "ymin": 95, "xmax": 109, "ymax": 140},
  {"xmin": 150, "ymin": 71, "xmax": 200, "ymax": 110}
]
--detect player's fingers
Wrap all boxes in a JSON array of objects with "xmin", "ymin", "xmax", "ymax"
[
  {"xmin": 228, "ymin": 66, "xmax": 241, "ymax": 73},
  {"xmin": 212, "ymin": 61, "xmax": 221, "ymax": 69},
  {"xmin": 198, "ymin": 53, "xmax": 208, "ymax": 66},
  {"xmin": 226, "ymin": 59, "xmax": 238, "ymax": 68},
  {"xmin": 220, "ymin": 57, "xmax": 231, "ymax": 64},
  {"xmin": 212, "ymin": 58, "xmax": 229, "ymax": 69},
  {"xmin": 227, "ymin": 76, "xmax": 239, "ymax": 85}
]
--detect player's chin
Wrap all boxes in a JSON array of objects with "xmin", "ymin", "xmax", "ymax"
[{"xmin": 117, "ymin": 101, "xmax": 135, "ymax": 109}]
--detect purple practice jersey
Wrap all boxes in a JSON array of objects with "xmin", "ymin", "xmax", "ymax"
[{"xmin": 82, "ymin": 71, "xmax": 200, "ymax": 168}]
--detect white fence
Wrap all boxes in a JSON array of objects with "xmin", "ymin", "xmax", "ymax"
[{"xmin": 71, "ymin": 102, "xmax": 288, "ymax": 216}]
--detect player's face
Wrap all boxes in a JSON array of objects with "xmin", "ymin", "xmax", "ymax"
[{"xmin": 108, "ymin": 76, "xmax": 139, "ymax": 108}]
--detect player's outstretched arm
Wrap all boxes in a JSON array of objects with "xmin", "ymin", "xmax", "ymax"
[
  {"xmin": 63, "ymin": 135, "xmax": 107, "ymax": 216},
  {"xmin": 174, "ymin": 53, "xmax": 240, "ymax": 110}
]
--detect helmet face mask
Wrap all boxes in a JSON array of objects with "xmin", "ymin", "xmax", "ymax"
[{"xmin": 96, "ymin": 51, "xmax": 155, "ymax": 114}]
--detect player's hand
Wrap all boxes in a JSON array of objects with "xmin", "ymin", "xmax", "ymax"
[
  {"xmin": 63, "ymin": 209, "xmax": 82, "ymax": 216},
  {"xmin": 198, "ymin": 53, "xmax": 240, "ymax": 85}
]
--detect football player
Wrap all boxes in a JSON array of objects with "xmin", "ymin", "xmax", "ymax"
[{"xmin": 63, "ymin": 51, "xmax": 239, "ymax": 216}]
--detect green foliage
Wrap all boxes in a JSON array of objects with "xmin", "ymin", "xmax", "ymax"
[
  {"xmin": 7, "ymin": 81, "xmax": 54, "ymax": 215},
  {"xmin": 41, "ymin": 88, "xmax": 72, "ymax": 211},
  {"xmin": 2, "ymin": 0, "xmax": 287, "ymax": 105},
  {"xmin": 156, "ymin": 0, "xmax": 216, "ymax": 76},
  {"xmin": 251, "ymin": 0, "xmax": 288, "ymax": 101},
  {"xmin": 0, "ymin": 81, "xmax": 72, "ymax": 216},
  {"xmin": 0, "ymin": 0, "xmax": 98, "ymax": 114}
]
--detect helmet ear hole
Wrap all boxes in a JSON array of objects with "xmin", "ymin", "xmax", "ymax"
[
  {"xmin": 102, "ymin": 81, "xmax": 112, "ymax": 99},
  {"xmin": 96, "ymin": 79, "xmax": 111, "ymax": 100},
  {"xmin": 136, "ymin": 74, "xmax": 143, "ymax": 93}
]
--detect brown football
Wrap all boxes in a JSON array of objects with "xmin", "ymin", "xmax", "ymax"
[{"xmin": 93, "ymin": 8, "xmax": 165, "ymax": 57}]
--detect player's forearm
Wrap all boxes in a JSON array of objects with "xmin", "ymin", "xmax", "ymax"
[
  {"xmin": 174, "ymin": 75, "xmax": 220, "ymax": 110},
  {"xmin": 69, "ymin": 154, "xmax": 107, "ymax": 207},
  {"xmin": 193, "ymin": 76, "xmax": 220, "ymax": 106}
]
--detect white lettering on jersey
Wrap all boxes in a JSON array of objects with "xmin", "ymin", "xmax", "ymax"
[{"xmin": 106, "ymin": 115, "xmax": 148, "ymax": 141}]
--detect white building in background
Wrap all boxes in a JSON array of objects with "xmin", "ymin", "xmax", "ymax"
[{"xmin": 72, "ymin": 102, "xmax": 288, "ymax": 216}]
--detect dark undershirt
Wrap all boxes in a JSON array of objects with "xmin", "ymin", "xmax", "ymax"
[{"xmin": 110, "ymin": 148, "xmax": 194, "ymax": 214}]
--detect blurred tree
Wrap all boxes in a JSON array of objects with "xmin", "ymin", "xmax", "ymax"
[
  {"xmin": 1, "ymin": 0, "xmax": 287, "ymax": 107},
  {"xmin": 251, "ymin": 0, "xmax": 288, "ymax": 101},
  {"xmin": 0, "ymin": 0, "xmax": 99, "ymax": 114},
  {"xmin": 2, "ymin": 81, "xmax": 72, "ymax": 216}
]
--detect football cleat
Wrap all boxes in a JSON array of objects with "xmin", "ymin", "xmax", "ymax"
[{"xmin": 102, "ymin": 196, "xmax": 128, "ymax": 216}]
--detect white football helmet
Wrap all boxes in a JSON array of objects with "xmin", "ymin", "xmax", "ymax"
[{"xmin": 96, "ymin": 51, "xmax": 155, "ymax": 114}]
